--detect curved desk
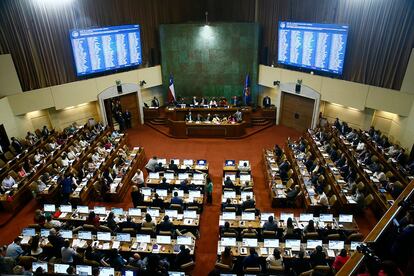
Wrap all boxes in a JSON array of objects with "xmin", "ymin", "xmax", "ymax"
[{"xmin": 169, "ymin": 120, "xmax": 246, "ymax": 138}]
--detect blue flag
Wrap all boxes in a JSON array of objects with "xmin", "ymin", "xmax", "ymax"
[{"xmin": 243, "ymin": 73, "xmax": 251, "ymax": 105}]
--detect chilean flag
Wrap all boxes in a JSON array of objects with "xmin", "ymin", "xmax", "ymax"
[{"xmin": 168, "ymin": 74, "xmax": 176, "ymax": 103}]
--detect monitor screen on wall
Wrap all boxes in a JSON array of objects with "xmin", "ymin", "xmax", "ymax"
[
  {"xmin": 278, "ymin": 21, "xmax": 349, "ymax": 75},
  {"xmin": 70, "ymin": 25, "xmax": 142, "ymax": 76}
]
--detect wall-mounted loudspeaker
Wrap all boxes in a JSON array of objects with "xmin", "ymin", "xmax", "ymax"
[
  {"xmin": 295, "ymin": 84, "xmax": 301, "ymax": 94},
  {"xmin": 117, "ymin": 84, "xmax": 123, "ymax": 94}
]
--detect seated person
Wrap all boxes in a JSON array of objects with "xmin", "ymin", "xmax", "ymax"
[
  {"xmin": 180, "ymin": 178, "xmax": 189, "ymax": 193},
  {"xmin": 291, "ymin": 250, "xmax": 311, "ymax": 275},
  {"xmin": 85, "ymin": 211, "xmax": 100, "ymax": 227},
  {"xmin": 241, "ymin": 226, "xmax": 258, "ymax": 236},
  {"xmin": 185, "ymin": 111, "xmax": 193, "ymax": 122},
  {"xmin": 242, "ymin": 248, "xmax": 260, "ymax": 269},
  {"xmin": 196, "ymin": 113, "xmax": 203, "ymax": 122},
  {"xmin": 353, "ymin": 187, "xmax": 365, "ymax": 211},
  {"xmin": 119, "ymin": 216, "xmax": 138, "ymax": 230},
  {"xmin": 174, "ymin": 245, "xmax": 192, "ymax": 269},
  {"xmin": 222, "ymin": 198, "xmax": 236, "ymax": 211},
  {"xmin": 266, "ymin": 248, "xmax": 284, "ymax": 268},
  {"xmin": 241, "ymin": 195, "xmax": 255, "ymax": 211},
  {"xmin": 303, "ymin": 220, "xmax": 316, "ymax": 234},
  {"xmin": 286, "ymin": 185, "xmax": 301, "ymax": 200},
  {"xmin": 223, "ymin": 176, "xmax": 235, "ymax": 189},
  {"xmin": 332, "ymin": 249, "xmax": 349, "ymax": 272},
  {"xmin": 310, "ymin": 245, "xmax": 327, "ymax": 267},
  {"xmin": 141, "ymin": 213, "xmax": 156, "ymax": 231},
  {"xmin": 238, "ymin": 162, "xmax": 250, "ymax": 172},
  {"xmin": 220, "ymin": 221, "xmax": 238, "ymax": 237},
  {"xmin": 263, "ymin": 216, "xmax": 278, "ymax": 232},
  {"xmin": 159, "ymin": 177, "xmax": 170, "ymax": 190},
  {"xmin": 151, "ymin": 193, "xmax": 165, "ymax": 209},
  {"xmin": 168, "ymin": 160, "xmax": 178, "ymax": 172},
  {"xmin": 315, "ymin": 190, "xmax": 329, "ymax": 207},
  {"xmin": 2, "ymin": 175, "xmax": 16, "ymax": 191},
  {"xmin": 171, "ymin": 191, "xmax": 183, "ymax": 206},
  {"xmin": 155, "ymin": 162, "xmax": 165, "ymax": 172},
  {"xmin": 219, "ymin": 247, "xmax": 234, "ymax": 267},
  {"xmin": 158, "ymin": 215, "xmax": 174, "ymax": 233}
]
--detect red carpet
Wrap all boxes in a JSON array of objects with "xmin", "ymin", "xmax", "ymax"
[{"xmin": 0, "ymin": 124, "xmax": 377, "ymax": 275}]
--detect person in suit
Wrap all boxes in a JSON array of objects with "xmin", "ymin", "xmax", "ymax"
[
  {"xmin": 180, "ymin": 178, "xmax": 189, "ymax": 193},
  {"xmin": 234, "ymin": 110, "xmax": 242, "ymax": 122},
  {"xmin": 310, "ymin": 245, "xmax": 327, "ymax": 267},
  {"xmin": 131, "ymin": 186, "xmax": 144, "ymax": 207},
  {"xmin": 119, "ymin": 216, "xmax": 138, "ymax": 230},
  {"xmin": 291, "ymin": 251, "xmax": 311, "ymax": 275},
  {"xmin": 192, "ymin": 96, "xmax": 199, "ymax": 106},
  {"xmin": 286, "ymin": 185, "xmax": 300, "ymax": 200},
  {"xmin": 151, "ymin": 97, "xmax": 160, "ymax": 107},
  {"xmin": 159, "ymin": 177, "xmax": 170, "ymax": 190},
  {"xmin": 171, "ymin": 191, "xmax": 183, "ymax": 206},
  {"xmin": 155, "ymin": 162, "xmax": 165, "ymax": 172},
  {"xmin": 41, "ymin": 126, "xmax": 50, "ymax": 138},
  {"xmin": 241, "ymin": 195, "xmax": 255, "ymax": 210},
  {"xmin": 186, "ymin": 111, "xmax": 193, "ymax": 122},
  {"xmin": 123, "ymin": 110, "xmax": 132, "ymax": 129},
  {"xmin": 242, "ymin": 248, "xmax": 260, "ymax": 269},
  {"xmin": 152, "ymin": 193, "xmax": 165, "ymax": 209},
  {"xmin": 263, "ymin": 216, "xmax": 278, "ymax": 232},
  {"xmin": 220, "ymin": 221, "xmax": 238, "ymax": 237},
  {"xmin": 204, "ymin": 113, "xmax": 212, "ymax": 122},
  {"xmin": 168, "ymin": 160, "xmax": 178, "ymax": 172},
  {"xmin": 224, "ymin": 176, "xmax": 235, "ymax": 189},
  {"xmin": 200, "ymin": 97, "xmax": 207, "ymax": 105},
  {"xmin": 10, "ymin": 137, "xmax": 23, "ymax": 154},
  {"xmin": 262, "ymin": 95, "xmax": 271, "ymax": 108},
  {"xmin": 174, "ymin": 245, "xmax": 192, "ymax": 269},
  {"xmin": 158, "ymin": 215, "xmax": 174, "ymax": 234}
]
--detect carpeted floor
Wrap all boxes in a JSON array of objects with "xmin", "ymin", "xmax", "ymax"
[{"xmin": 0, "ymin": 124, "xmax": 378, "ymax": 276}]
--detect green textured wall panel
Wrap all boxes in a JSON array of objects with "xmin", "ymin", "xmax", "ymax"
[{"xmin": 160, "ymin": 23, "xmax": 259, "ymax": 103}]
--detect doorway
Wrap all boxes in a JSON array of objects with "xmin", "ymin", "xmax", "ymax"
[
  {"xmin": 103, "ymin": 93, "xmax": 141, "ymax": 130},
  {"xmin": 280, "ymin": 92, "xmax": 315, "ymax": 132}
]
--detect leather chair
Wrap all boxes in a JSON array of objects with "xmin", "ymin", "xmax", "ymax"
[
  {"xmin": 215, "ymin": 262, "xmax": 234, "ymax": 272},
  {"xmin": 243, "ymin": 265, "xmax": 262, "ymax": 273},
  {"xmin": 347, "ymin": 232, "xmax": 363, "ymax": 243},
  {"xmin": 180, "ymin": 260, "xmax": 195, "ymax": 273}
]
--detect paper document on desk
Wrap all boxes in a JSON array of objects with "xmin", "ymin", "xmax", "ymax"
[
  {"xmin": 59, "ymin": 212, "xmax": 68, "ymax": 219},
  {"xmin": 112, "ymin": 241, "xmax": 120, "ymax": 249},
  {"xmin": 260, "ymin": 248, "xmax": 268, "ymax": 255},
  {"xmin": 364, "ymin": 169, "xmax": 373, "ymax": 174},
  {"xmin": 21, "ymin": 236, "xmax": 30, "ymax": 244},
  {"xmin": 327, "ymin": 249, "xmax": 335, "ymax": 258},
  {"xmin": 102, "ymin": 243, "xmax": 111, "ymax": 250}
]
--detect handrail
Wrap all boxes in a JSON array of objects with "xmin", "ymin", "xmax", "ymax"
[{"xmin": 337, "ymin": 179, "xmax": 414, "ymax": 275}]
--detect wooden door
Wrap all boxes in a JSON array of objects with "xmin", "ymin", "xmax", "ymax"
[
  {"xmin": 119, "ymin": 93, "xmax": 141, "ymax": 128},
  {"xmin": 280, "ymin": 92, "xmax": 314, "ymax": 132}
]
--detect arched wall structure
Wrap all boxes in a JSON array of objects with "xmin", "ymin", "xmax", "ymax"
[
  {"xmin": 276, "ymin": 82, "xmax": 321, "ymax": 129},
  {"xmin": 97, "ymin": 83, "xmax": 144, "ymax": 127}
]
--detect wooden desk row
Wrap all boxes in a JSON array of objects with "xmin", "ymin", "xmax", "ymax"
[
  {"xmin": 329, "ymin": 127, "xmax": 391, "ymax": 216},
  {"xmin": 36, "ymin": 128, "xmax": 111, "ymax": 203},
  {"xmin": 358, "ymin": 130, "xmax": 411, "ymax": 185},
  {"xmin": 305, "ymin": 131, "xmax": 357, "ymax": 212},
  {"xmin": 0, "ymin": 127, "xmax": 92, "ymax": 213},
  {"xmin": 262, "ymin": 149, "xmax": 286, "ymax": 208}
]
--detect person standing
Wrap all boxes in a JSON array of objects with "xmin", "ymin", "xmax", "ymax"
[
  {"xmin": 123, "ymin": 109, "xmax": 132, "ymax": 129},
  {"xmin": 206, "ymin": 177, "xmax": 213, "ymax": 204}
]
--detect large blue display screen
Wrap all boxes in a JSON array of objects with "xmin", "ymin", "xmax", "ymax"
[
  {"xmin": 70, "ymin": 25, "xmax": 142, "ymax": 76},
  {"xmin": 278, "ymin": 21, "xmax": 349, "ymax": 75}
]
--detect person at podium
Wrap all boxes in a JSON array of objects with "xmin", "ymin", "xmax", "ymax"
[
  {"xmin": 200, "ymin": 96, "xmax": 208, "ymax": 105},
  {"xmin": 205, "ymin": 113, "xmax": 212, "ymax": 122},
  {"xmin": 209, "ymin": 98, "xmax": 217, "ymax": 107},
  {"xmin": 234, "ymin": 110, "xmax": 242, "ymax": 122},
  {"xmin": 192, "ymin": 96, "xmax": 199, "ymax": 106},
  {"xmin": 151, "ymin": 96, "xmax": 160, "ymax": 107},
  {"xmin": 263, "ymin": 95, "xmax": 271, "ymax": 108},
  {"xmin": 219, "ymin": 97, "xmax": 228, "ymax": 107},
  {"xmin": 186, "ymin": 111, "xmax": 193, "ymax": 122},
  {"xmin": 196, "ymin": 114, "xmax": 203, "ymax": 122}
]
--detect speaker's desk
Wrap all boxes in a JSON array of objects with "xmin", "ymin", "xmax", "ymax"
[{"xmin": 165, "ymin": 106, "xmax": 252, "ymax": 124}]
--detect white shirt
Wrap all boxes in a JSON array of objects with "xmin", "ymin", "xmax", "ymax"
[
  {"xmin": 132, "ymin": 171, "xmax": 144, "ymax": 185},
  {"xmin": 266, "ymin": 255, "xmax": 283, "ymax": 267},
  {"xmin": 2, "ymin": 176, "xmax": 16, "ymax": 190},
  {"xmin": 318, "ymin": 193, "xmax": 329, "ymax": 206}
]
